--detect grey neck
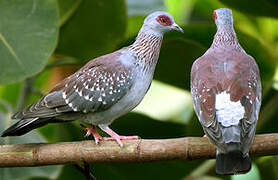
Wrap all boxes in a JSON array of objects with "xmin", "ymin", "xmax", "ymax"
[{"xmin": 211, "ymin": 26, "xmax": 242, "ymax": 50}]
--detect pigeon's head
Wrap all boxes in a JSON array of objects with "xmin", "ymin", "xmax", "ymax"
[
  {"xmin": 213, "ymin": 8, "xmax": 233, "ymax": 29},
  {"xmin": 142, "ymin": 11, "xmax": 183, "ymax": 36}
]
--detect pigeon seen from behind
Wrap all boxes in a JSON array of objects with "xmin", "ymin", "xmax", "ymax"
[
  {"xmin": 2, "ymin": 11, "xmax": 184, "ymax": 147},
  {"xmin": 190, "ymin": 8, "xmax": 261, "ymax": 175}
]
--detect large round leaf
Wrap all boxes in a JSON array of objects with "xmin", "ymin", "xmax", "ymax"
[
  {"xmin": 57, "ymin": 0, "xmax": 82, "ymax": 27},
  {"xmin": 0, "ymin": 0, "xmax": 59, "ymax": 84},
  {"xmin": 55, "ymin": 0, "xmax": 127, "ymax": 61}
]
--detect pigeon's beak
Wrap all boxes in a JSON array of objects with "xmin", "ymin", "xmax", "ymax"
[{"xmin": 171, "ymin": 23, "xmax": 184, "ymax": 33}]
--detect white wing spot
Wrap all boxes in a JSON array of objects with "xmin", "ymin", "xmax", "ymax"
[
  {"xmin": 84, "ymin": 95, "xmax": 90, "ymax": 100},
  {"xmin": 215, "ymin": 91, "xmax": 245, "ymax": 127},
  {"xmin": 62, "ymin": 92, "xmax": 66, "ymax": 99}
]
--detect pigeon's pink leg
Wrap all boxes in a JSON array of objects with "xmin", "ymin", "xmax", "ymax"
[
  {"xmin": 99, "ymin": 125, "xmax": 138, "ymax": 147},
  {"xmin": 203, "ymin": 134, "xmax": 207, "ymax": 138},
  {"xmin": 81, "ymin": 124, "xmax": 103, "ymax": 144}
]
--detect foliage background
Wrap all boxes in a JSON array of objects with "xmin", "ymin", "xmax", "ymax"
[{"xmin": 0, "ymin": 0, "xmax": 278, "ymax": 179}]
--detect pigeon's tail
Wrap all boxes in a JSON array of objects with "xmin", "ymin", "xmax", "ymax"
[
  {"xmin": 216, "ymin": 143, "xmax": 251, "ymax": 175},
  {"xmin": 1, "ymin": 117, "xmax": 50, "ymax": 137}
]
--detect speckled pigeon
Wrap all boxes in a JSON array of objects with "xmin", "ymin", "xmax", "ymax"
[
  {"xmin": 190, "ymin": 8, "xmax": 261, "ymax": 175},
  {"xmin": 2, "ymin": 11, "xmax": 183, "ymax": 147}
]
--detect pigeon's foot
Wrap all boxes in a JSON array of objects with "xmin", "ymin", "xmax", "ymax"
[
  {"xmin": 99, "ymin": 125, "xmax": 138, "ymax": 147},
  {"xmin": 81, "ymin": 124, "xmax": 103, "ymax": 144},
  {"xmin": 203, "ymin": 134, "xmax": 207, "ymax": 138}
]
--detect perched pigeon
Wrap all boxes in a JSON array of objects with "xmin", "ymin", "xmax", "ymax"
[
  {"xmin": 2, "ymin": 11, "xmax": 183, "ymax": 147},
  {"xmin": 190, "ymin": 8, "xmax": 261, "ymax": 175}
]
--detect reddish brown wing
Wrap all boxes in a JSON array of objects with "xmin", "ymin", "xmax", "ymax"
[{"xmin": 191, "ymin": 51, "xmax": 261, "ymax": 150}]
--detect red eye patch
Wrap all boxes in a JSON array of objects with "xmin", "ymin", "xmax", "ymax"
[
  {"xmin": 156, "ymin": 15, "xmax": 172, "ymax": 26},
  {"xmin": 213, "ymin": 10, "xmax": 218, "ymax": 20}
]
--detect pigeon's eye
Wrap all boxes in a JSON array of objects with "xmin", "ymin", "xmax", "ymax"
[
  {"xmin": 156, "ymin": 15, "xmax": 172, "ymax": 26},
  {"xmin": 161, "ymin": 17, "xmax": 167, "ymax": 23}
]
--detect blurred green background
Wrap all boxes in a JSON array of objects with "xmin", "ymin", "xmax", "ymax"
[{"xmin": 0, "ymin": 0, "xmax": 278, "ymax": 179}]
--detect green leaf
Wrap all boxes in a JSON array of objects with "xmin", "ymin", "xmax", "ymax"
[
  {"xmin": 55, "ymin": 0, "xmax": 127, "ymax": 61},
  {"xmin": 266, "ymin": 0, "xmax": 278, "ymax": 7},
  {"xmin": 219, "ymin": 0, "xmax": 278, "ymax": 18},
  {"xmin": 126, "ymin": 16, "xmax": 145, "ymax": 38},
  {"xmin": 0, "ymin": 0, "xmax": 59, "ymax": 84},
  {"xmin": 165, "ymin": 0, "xmax": 196, "ymax": 24},
  {"xmin": 0, "ymin": 83, "xmax": 21, "ymax": 107},
  {"xmin": 57, "ymin": 0, "xmax": 82, "ymax": 27},
  {"xmin": 237, "ymin": 30, "xmax": 277, "ymax": 88},
  {"xmin": 193, "ymin": 0, "xmax": 223, "ymax": 20},
  {"xmin": 134, "ymin": 80, "xmax": 193, "ymax": 124},
  {"xmin": 0, "ymin": 101, "xmax": 62, "ymax": 180},
  {"xmin": 231, "ymin": 163, "xmax": 261, "ymax": 180},
  {"xmin": 256, "ymin": 156, "xmax": 278, "ymax": 180},
  {"xmin": 155, "ymin": 36, "xmax": 207, "ymax": 90}
]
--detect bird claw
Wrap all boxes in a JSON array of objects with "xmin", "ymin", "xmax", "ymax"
[
  {"xmin": 80, "ymin": 124, "xmax": 103, "ymax": 145},
  {"xmin": 81, "ymin": 124, "xmax": 139, "ymax": 147}
]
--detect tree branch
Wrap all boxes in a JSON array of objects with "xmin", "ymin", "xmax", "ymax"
[{"xmin": 0, "ymin": 133, "xmax": 278, "ymax": 167}]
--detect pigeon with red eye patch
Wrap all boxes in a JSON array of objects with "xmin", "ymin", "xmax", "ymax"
[
  {"xmin": 190, "ymin": 8, "xmax": 261, "ymax": 175},
  {"xmin": 1, "ymin": 11, "xmax": 183, "ymax": 147}
]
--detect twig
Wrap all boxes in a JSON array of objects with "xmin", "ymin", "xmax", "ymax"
[
  {"xmin": 73, "ymin": 162, "xmax": 96, "ymax": 180},
  {"xmin": 0, "ymin": 133, "xmax": 277, "ymax": 167},
  {"xmin": 16, "ymin": 78, "xmax": 34, "ymax": 111}
]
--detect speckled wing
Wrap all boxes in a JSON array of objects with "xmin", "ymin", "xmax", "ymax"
[
  {"xmin": 13, "ymin": 51, "xmax": 135, "ymax": 120},
  {"xmin": 191, "ymin": 52, "xmax": 261, "ymax": 152}
]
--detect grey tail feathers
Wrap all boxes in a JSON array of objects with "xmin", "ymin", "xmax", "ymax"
[
  {"xmin": 1, "ymin": 118, "xmax": 50, "ymax": 137},
  {"xmin": 216, "ymin": 143, "xmax": 251, "ymax": 175}
]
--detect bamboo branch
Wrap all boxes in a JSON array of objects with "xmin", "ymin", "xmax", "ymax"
[{"xmin": 0, "ymin": 133, "xmax": 278, "ymax": 167}]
